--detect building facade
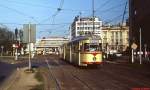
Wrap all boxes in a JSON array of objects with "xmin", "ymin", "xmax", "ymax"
[
  {"xmin": 35, "ymin": 37, "xmax": 69, "ymax": 54},
  {"xmin": 129, "ymin": 0, "xmax": 150, "ymax": 50},
  {"xmin": 101, "ymin": 25, "xmax": 129, "ymax": 52},
  {"xmin": 71, "ymin": 16, "xmax": 102, "ymax": 39}
]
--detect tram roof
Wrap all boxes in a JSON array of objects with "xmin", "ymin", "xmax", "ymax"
[{"xmin": 71, "ymin": 35, "xmax": 101, "ymax": 42}]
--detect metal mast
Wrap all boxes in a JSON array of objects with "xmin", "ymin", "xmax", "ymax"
[
  {"xmin": 92, "ymin": 0, "xmax": 95, "ymax": 35},
  {"xmin": 121, "ymin": 1, "xmax": 128, "ymax": 28}
]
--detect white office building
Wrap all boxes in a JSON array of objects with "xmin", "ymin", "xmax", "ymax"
[{"xmin": 71, "ymin": 16, "xmax": 102, "ymax": 39}]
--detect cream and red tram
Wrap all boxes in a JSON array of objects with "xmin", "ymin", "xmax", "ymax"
[{"xmin": 62, "ymin": 35, "xmax": 102, "ymax": 66}]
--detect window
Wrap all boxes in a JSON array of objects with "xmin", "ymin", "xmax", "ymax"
[
  {"xmin": 84, "ymin": 22, "xmax": 87, "ymax": 25},
  {"xmin": 116, "ymin": 32, "xmax": 118, "ymax": 39},
  {"xmin": 85, "ymin": 27, "xmax": 87, "ymax": 30},
  {"xmin": 120, "ymin": 32, "xmax": 122, "ymax": 38},
  {"xmin": 84, "ymin": 43, "xmax": 89, "ymax": 51},
  {"xmin": 84, "ymin": 43, "xmax": 101, "ymax": 52}
]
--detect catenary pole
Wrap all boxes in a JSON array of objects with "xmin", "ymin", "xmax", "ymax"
[
  {"xmin": 29, "ymin": 23, "xmax": 31, "ymax": 69},
  {"xmin": 92, "ymin": 0, "xmax": 95, "ymax": 34}
]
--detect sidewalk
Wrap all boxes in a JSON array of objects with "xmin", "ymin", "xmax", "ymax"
[{"xmin": 0, "ymin": 67, "xmax": 41, "ymax": 90}]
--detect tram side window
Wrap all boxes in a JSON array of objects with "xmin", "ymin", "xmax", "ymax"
[
  {"xmin": 75, "ymin": 45, "xmax": 79, "ymax": 52},
  {"xmin": 72, "ymin": 45, "xmax": 75, "ymax": 52},
  {"xmin": 99, "ymin": 43, "xmax": 102, "ymax": 51},
  {"xmin": 80, "ymin": 45, "xmax": 84, "ymax": 52},
  {"xmin": 84, "ymin": 43, "xmax": 89, "ymax": 51},
  {"xmin": 72, "ymin": 43, "xmax": 79, "ymax": 52}
]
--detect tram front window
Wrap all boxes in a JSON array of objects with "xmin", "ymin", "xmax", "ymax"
[
  {"xmin": 89, "ymin": 45, "xmax": 99, "ymax": 51},
  {"xmin": 84, "ymin": 43, "xmax": 100, "ymax": 51}
]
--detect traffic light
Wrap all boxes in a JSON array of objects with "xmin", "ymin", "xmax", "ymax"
[
  {"xmin": 15, "ymin": 40, "xmax": 19, "ymax": 48},
  {"xmin": 15, "ymin": 28, "xmax": 18, "ymax": 39}
]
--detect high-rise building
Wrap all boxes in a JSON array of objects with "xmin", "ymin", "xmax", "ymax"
[
  {"xmin": 71, "ymin": 16, "xmax": 102, "ymax": 39},
  {"xmin": 129, "ymin": 0, "xmax": 150, "ymax": 50}
]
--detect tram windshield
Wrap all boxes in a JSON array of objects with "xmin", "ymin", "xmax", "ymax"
[{"xmin": 84, "ymin": 43, "xmax": 101, "ymax": 52}]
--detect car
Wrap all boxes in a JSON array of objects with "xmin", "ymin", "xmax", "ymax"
[{"xmin": 115, "ymin": 53, "xmax": 122, "ymax": 57}]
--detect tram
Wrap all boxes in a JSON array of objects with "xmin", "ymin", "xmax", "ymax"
[{"xmin": 62, "ymin": 35, "xmax": 103, "ymax": 66}]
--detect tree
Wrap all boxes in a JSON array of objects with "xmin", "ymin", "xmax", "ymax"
[{"xmin": 0, "ymin": 27, "xmax": 15, "ymax": 55}]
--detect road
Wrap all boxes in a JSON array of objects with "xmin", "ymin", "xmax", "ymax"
[
  {"xmin": 0, "ymin": 55, "xmax": 150, "ymax": 90},
  {"xmin": 0, "ymin": 59, "xmax": 16, "ymax": 86},
  {"xmin": 39, "ymin": 55, "xmax": 150, "ymax": 90}
]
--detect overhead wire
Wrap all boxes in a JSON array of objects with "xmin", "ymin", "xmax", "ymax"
[
  {"xmin": 104, "ymin": 8, "xmax": 128, "ymax": 24},
  {"xmin": 88, "ymin": 0, "xmax": 127, "ymax": 22},
  {"xmin": 0, "ymin": 4, "xmax": 38, "ymax": 23},
  {"xmin": 96, "ymin": 2, "xmax": 127, "ymax": 14},
  {"xmin": 4, "ymin": 0, "xmax": 89, "ymax": 25},
  {"xmin": 51, "ymin": 0, "xmax": 64, "ymax": 24},
  {"xmin": 1, "ymin": 0, "xmax": 129, "ymax": 36},
  {"xmin": 2, "ymin": 0, "xmax": 88, "ymax": 36},
  {"xmin": 0, "ymin": 22, "xmax": 71, "ymax": 26},
  {"xmin": 104, "ymin": 14, "xmax": 124, "ymax": 24},
  {"xmin": 4, "ymin": 0, "xmax": 55, "ymax": 9},
  {"xmin": 38, "ymin": 0, "xmax": 65, "ymax": 25},
  {"xmin": 4, "ymin": 0, "xmax": 89, "ymax": 12},
  {"xmin": 95, "ymin": 0, "xmax": 111, "ymax": 13},
  {"xmin": 93, "ymin": 0, "xmax": 128, "ymax": 25},
  {"xmin": 121, "ymin": 1, "xmax": 128, "ymax": 27}
]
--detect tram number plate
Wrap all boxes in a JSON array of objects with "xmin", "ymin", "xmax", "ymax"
[{"xmin": 93, "ymin": 57, "xmax": 96, "ymax": 61}]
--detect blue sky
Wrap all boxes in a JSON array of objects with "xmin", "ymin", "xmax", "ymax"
[{"xmin": 0, "ymin": 0, "xmax": 128, "ymax": 39}]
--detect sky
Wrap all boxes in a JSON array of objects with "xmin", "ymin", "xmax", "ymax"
[{"xmin": 0, "ymin": 0, "xmax": 128, "ymax": 39}]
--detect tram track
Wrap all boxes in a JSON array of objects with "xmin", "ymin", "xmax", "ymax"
[
  {"xmin": 42, "ymin": 55, "xmax": 150, "ymax": 90},
  {"xmin": 57, "ymin": 58, "xmax": 104, "ymax": 90},
  {"xmin": 59, "ymin": 59, "xmax": 150, "ymax": 89},
  {"xmin": 58, "ymin": 64, "xmax": 93, "ymax": 90},
  {"xmin": 45, "ymin": 55, "xmax": 93, "ymax": 90},
  {"xmin": 44, "ymin": 55, "xmax": 61, "ymax": 90},
  {"xmin": 71, "ymin": 73, "xmax": 92, "ymax": 90},
  {"xmin": 100, "ymin": 63, "xmax": 150, "ymax": 87},
  {"xmin": 80, "ymin": 62, "xmax": 150, "ymax": 89},
  {"xmin": 58, "ymin": 58, "xmax": 119, "ymax": 89},
  {"xmin": 68, "ymin": 65, "xmax": 132, "ymax": 90}
]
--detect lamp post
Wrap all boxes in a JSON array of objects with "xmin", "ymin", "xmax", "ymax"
[
  {"xmin": 139, "ymin": 28, "xmax": 142, "ymax": 64},
  {"xmin": 106, "ymin": 43, "xmax": 109, "ymax": 59}
]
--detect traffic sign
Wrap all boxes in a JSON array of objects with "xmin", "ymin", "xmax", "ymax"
[
  {"xmin": 131, "ymin": 43, "xmax": 138, "ymax": 50},
  {"xmin": 23, "ymin": 24, "xmax": 36, "ymax": 43}
]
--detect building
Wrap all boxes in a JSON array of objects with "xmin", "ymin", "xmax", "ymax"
[
  {"xmin": 35, "ymin": 37, "xmax": 69, "ymax": 54},
  {"xmin": 129, "ymin": 0, "xmax": 150, "ymax": 50},
  {"xmin": 101, "ymin": 25, "xmax": 129, "ymax": 52},
  {"xmin": 71, "ymin": 16, "xmax": 102, "ymax": 39}
]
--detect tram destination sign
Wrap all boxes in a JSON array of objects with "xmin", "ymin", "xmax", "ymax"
[{"xmin": 90, "ymin": 39, "xmax": 99, "ymax": 44}]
